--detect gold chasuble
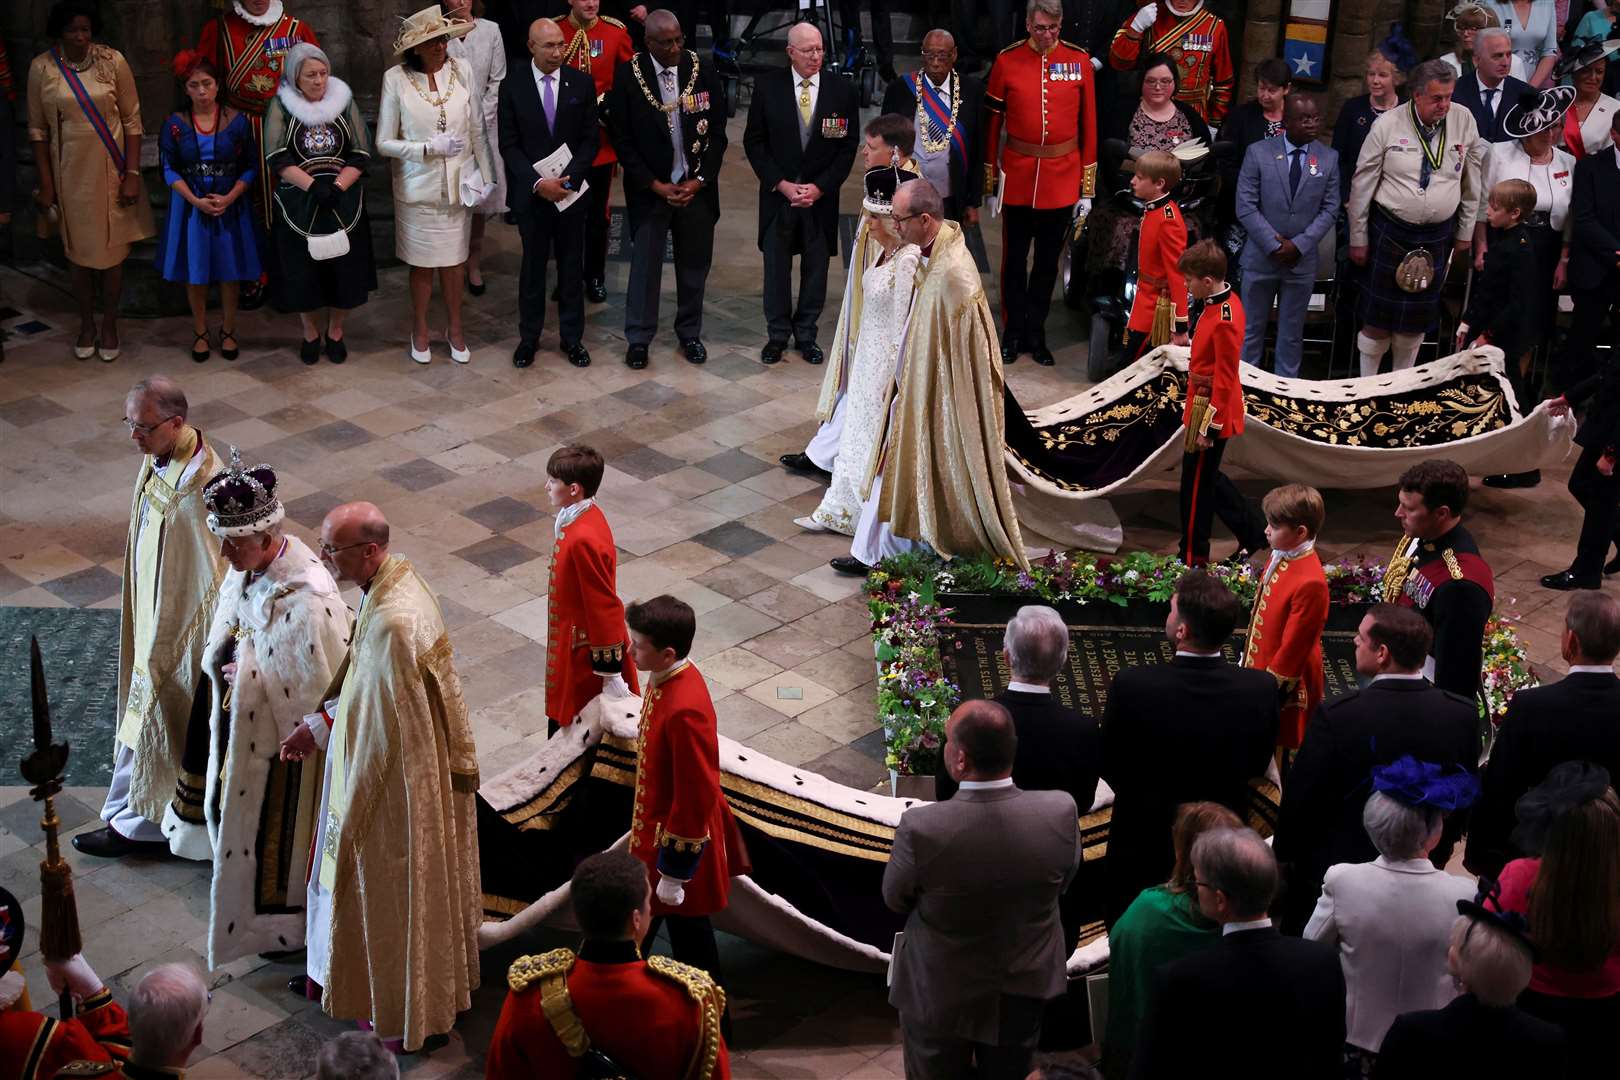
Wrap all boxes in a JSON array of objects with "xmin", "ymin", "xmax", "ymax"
[
  {"xmin": 316, "ymin": 555, "xmax": 480, "ymax": 1052},
  {"xmin": 116, "ymin": 425, "xmax": 226, "ymax": 822},
  {"xmin": 865, "ymin": 221, "xmax": 1028, "ymax": 568}
]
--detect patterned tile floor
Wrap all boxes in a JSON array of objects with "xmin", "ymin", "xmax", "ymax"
[{"xmin": 0, "ymin": 103, "xmax": 1601, "ymax": 1076}]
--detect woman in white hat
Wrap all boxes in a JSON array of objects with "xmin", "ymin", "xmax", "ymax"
[{"xmin": 377, "ymin": 4, "xmax": 495, "ymax": 364}]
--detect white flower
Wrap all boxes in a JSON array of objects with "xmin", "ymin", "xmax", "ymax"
[{"xmin": 1123, "ymin": 569, "xmax": 1140, "ymax": 582}]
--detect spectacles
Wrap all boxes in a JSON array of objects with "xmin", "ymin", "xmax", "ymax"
[
  {"xmin": 921, "ymin": 51, "xmax": 954, "ymax": 61},
  {"xmin": 1030, "ymin": 22, "xmax": 1063, "ymax": 34},
  {"xmin": 318, "ymin": 541, "xmax": 369, "ymax": 558},
  {"xmin": 123, "ymin": 415, "xmax": 179, "ymax": 436},
  {"xmin": 1143, "ymin": 77, "xmax": 1176, "ymax": 88},
  {"xmin": 891, "ymin": 212, "xmax": 922, "ymax": 224}
]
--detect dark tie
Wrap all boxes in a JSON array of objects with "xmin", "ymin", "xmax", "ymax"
[
  {"xmin": 1289, "ymin": 147, "xmax": 1303, "ymax": 196},
  {"xmin": 1483, "ymin": 87, "xmax": 1498, "ymax": 134}
]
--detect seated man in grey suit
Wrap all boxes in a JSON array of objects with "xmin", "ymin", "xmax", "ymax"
[
  {"xmin": 884, "ymin": 699, "xmax": 1081, "ymax": 1079},
  {"xmin": 1235, "ymin": 92, "xmax": 1340, "ymax": 379}
]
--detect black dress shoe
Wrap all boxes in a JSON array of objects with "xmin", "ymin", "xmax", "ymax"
[
  {"xmin": 681, "ymin": 338, "xmax": 707, "ymax": 364},
  {"xmin": 1484, "ymin": 471, "xmax": 1541, "ymax": 489},
  {"xmin": 585, "ymin": 278, "xmax": 607, "ymax": 303},
  {"xmin": 1543, "ymin": 569, "xmax": 1601, "ymax": 590},
  {"xmin": 240, "ymin": 281, "xmax": 266, "ymax": 311},
  {"xmin": 761, "ymin": 340, "xmax": 786, "ymax": 365},
  {"xmin": 626, "ymin": 343, "xmax": 649, "ymax": 369},
  {"xmin": 780, "ymin": 452, "xmax": 831, "ymax": 479},
  {"xmin": 513, "ymin": 341, "xmax": 538, "ymax": 368},
  {"xmin": 799, "ymin": 341, "xmax": 825, "ymax": 365},
  {"xmin": 1001, "ymin": 339, "xmax": 1019, "ymax": 364},
  {"xmin": 325, "ymin": 336, "xmax": 347, "ymax": 364},
  {"xmin": 299, "ymin": 338, "xmax": 322, "ymax": 365},
  {"xmin": 830, "ymin": 556, "xmax": 872, "ymax": 577},
  {"xmin": 467, "ymin": 279, "xmax": 486, "ymax": 297},
  {"xmin": 287, "ymin": 975, "xmax": 308, "ymax": 996},
  {"xmin": 72, "ymin": 826, "xmax": 170, "ymax": 859},
  {"xmin": 565, "ymin": 342, "xmax": 591, "ymax": 368}
]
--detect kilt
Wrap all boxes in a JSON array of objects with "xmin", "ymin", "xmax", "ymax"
[{"xmin": 1357, "ymin": 205, "xmax": 1457, "ymax": 334}]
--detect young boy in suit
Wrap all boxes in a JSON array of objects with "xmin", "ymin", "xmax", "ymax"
[
  {"xmin": 1456, "ymin": 178, "xmax": 1538, "ymax": 363},
  {"xmin": 544, "ymin": 445, "xmax": 637, "ymax": 737},
  {"xmin": 1179, "ymin": 239, "xmax": 1268, "ymax": 565},
  {"xmin": 1124, "ymin": 149, "xmax": 1190, "ymax": 364},
  {"xmin": 1243, "ymin": 483, "xmax": 1330, "ymax": 751}
]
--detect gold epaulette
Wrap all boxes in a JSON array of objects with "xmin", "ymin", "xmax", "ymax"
[
  {"xmin": 1442, "ymin": 549, "xmax": 1464, "ymax": 580},
  {"xmin": 999, "ymin": 38, "xmax": 1027, "ymax": 54},
  {"xmin": 54, "ymin": 1064, "xmax": 118, "ymax": 1077},
  {"xmin": 1060, "ymin": 40, "xmax": 1087, "ymax": 52},
  {"xmin": 647, "ymin": 955, "xmax": 727, "ymax": 1080},
  {"xmin": 508, "ymin": 947, "xmax": 576, "ymax": 992},
  {"xmin": 601, "ymin": 15, "xmax": 627, "ymax": 28},
  {"xmin": 1221, "ymin": 301, "xmax": 1233, "ymax": 321}
]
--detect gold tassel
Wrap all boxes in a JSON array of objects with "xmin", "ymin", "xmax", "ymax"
[
  {"xmin": 1149, "ymin": 294, "xmax": 1173, "ymax": 347},
  {"xmin": 1184, "ymin": 394, "xmax": 1210, "ymax": 453}
]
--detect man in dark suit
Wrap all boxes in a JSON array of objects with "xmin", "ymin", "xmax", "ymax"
[
  {"xmin": 1452, "ymin": 28, "xmax": 1532, "ymax": 144},
  {"xmin": 1543, "ymin": 367, "xmax": 1620, "ymax": 589},
  {"xmin": 1134, "ymin": 827, "xmax": 1345, "ymax": 1079},
  {"xmin": 604, "ymin": 9, "xmax": 727, "ymax": 369},
  {"xmin": 500, "ymin": 19, "xmax": 600, "ymax": 370},
  {"xmin": 1467, "ymin": 592, "xmax": 1620, "ymax": 878},
  {"xmin": 742, "ymin": 22, "xmax": 859, "ymax": 367},
  {"xmin": 1273, "ymin": 603, "xmax": 1479, "ymax": 934},
  {"xmin": 1551, "ymin": 107, "xmax": 1620, "ymax": 395},
  {"xmin": 1100, "ymin": 570, "xmax": 1279, "ymax": 927},
  {"xmin": 880, "ymin": 29, "xmax": 985, "ymax": 225},
  {"xmin": 936, "ymin": 604, "xmax": 1101, "ymax": 954},
  {"xmin": 886, "ymin": 699, "xmax": 1080, "ymax": 1078}
]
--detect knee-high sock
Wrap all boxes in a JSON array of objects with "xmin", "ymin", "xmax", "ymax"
[
  {"xmin": 1391, "ymin": 332, "xmax": 1423, "ymax": 370},
  {"xmin": 1358, "ymin": 331, "xmax": 1390, "ymax": 378}
]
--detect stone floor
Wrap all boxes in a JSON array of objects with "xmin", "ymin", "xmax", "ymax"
[{"xmin": 0, "ymin": 96, "xmax": 1606, "ymax": 1077}]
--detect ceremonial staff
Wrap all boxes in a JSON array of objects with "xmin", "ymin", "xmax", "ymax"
[{"xmin": 18, "ymin": 635, "xmax": 82, "ymax": 1019}]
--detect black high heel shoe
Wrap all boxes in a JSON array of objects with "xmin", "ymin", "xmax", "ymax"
[
  {"xmin": 191, "ymin": 332, "xmax": 210, "ymax": 363},
  {"xmin": 468, "ymin": 277, "xmax": 486, "ymax": 296},
  {"xmin": 219, "ymin": 328, "xmax": 239, "ymax": 361}
]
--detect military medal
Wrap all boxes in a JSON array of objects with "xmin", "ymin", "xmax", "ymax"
[
  {"xmin": 1307, "ymin": 155, "xmax": 1319, "ymax": 176},
  {"xmin": 696, "ymin": 118, "xmax": 708, "ymax": 134},
  {"xmin": 632, "ymin": 50, "xmax": 700, "ymax": 133}
]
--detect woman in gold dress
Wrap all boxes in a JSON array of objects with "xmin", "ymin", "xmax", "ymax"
[{"xmin": 27, "ymin": 1, "xmax": 155, "ymax": 361}]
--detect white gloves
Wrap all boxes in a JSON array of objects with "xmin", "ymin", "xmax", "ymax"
[
  {"xmin": 0, "ymin": 971, "xmax": 25, "ymax": 1010},
  {"xmin": 1075, "ymin": 197, "xmax": 1093, "ymax": 218},
  {"xmin": 46, "ymin": 953, "xmax": 103, "ymax": 1000},
  {"xmin": 1131, "ymin": 3, "xmax": 1158, "ymax": 32},
  {"xmin": 655, "ymin": 875, "xmax": 687, "ymax": 907},
  {"xmin": 427, "ymin": 133, "xmax": 466, "ymax": 157},
  {"xmin": 602, "ymin": 674, "xmax": 632, "ymax": 700},
  {"xmin": 1091, "ymin": 56, "xmax": 1103, "ymax": 72}
]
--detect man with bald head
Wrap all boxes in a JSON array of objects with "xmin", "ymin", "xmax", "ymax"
[
  {"xmin": 78, "ymin": 378, "xmax": 227, "ymax": 860},
  {"xmin": 743, "ymin": 21, "xmax": 859, "ymax": 366},
  {"xmin": 281, "ymin": 502, "xmax": 481, "ymax": 1052},
  {"xmin": 883, "ymin": 699, "xmax": 1081, "ymax": 1074},
  {"xmin": 880, "ymin": 29, "xmax": 985, "ymax": 225}
]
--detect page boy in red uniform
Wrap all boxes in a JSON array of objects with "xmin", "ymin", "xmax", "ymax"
[
  {"xmin": 1178, "ymin": 238, "xmax": 1268, "ymax": 565},
  {"xmin": 545, "ymin": 445, "xmax": 637, "ymax": 737},
  {"xmin": 1243, "ymin": 483, "xmax": 1330, "ymax": 750},
  {"xmin": 1124, "ymin": 149, "xmax": 1190, "ymax": 365}
]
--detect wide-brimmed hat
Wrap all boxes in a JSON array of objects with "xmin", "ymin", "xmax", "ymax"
[
  {"xmin": 204, "ymin": 447, "xmax": 284, "ymax": 539},
  {"xmin": 1502, "ymin": 84, "xmax": 1576, "ymax": 140},
  {"xmin": 392, "ymin": 5, "xmax": 473, "ymax": 57},
  {"xmin": 1559, "ymin": 39, "xmax": 1620, "ymax": 81}
]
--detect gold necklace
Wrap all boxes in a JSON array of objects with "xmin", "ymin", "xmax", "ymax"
[
  {"xmin": 632, "ymin": 50, "xmax": 700, "ymax": 132},
  {"xmin": 914, "ymin": 71, "xmax": 960, "ymax": 154},
  {"xmin": 57, "ymin": 47, "xmax": 93, "ymax": 73},
  {"xmin": 405, "ymin": 61, "xmax": 459, "ymax": 133}
]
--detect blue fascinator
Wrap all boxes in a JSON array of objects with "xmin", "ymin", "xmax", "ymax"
[
  {"xmin": 1377, "ymin": 23, "xmax": 1420, "ymax": 74},
  {"xmin": 1371, "ymin": 755, "xmax": 1480, "ymax": 811}
]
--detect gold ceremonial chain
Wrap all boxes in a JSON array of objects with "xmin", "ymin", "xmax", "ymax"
[
  {"xmin": 632, "ymin": 50, "xmax": 700, "ymax": 132},
  {"xmin": 562, "ymin": 18, "xmax": 593, "ymax": 74},
  {"xmin": 915, "ymin": 71, "xmax": 960, "ymax": 154},
  {"xmin": 1380, "ymin": 537, "xmax": 1417, "ymax": 602},
  {"xmin": 405, "ymin": 60, "xmax": 460, "ymax": 134}
]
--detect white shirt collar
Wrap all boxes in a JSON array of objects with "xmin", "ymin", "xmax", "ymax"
[
  {"xmin": 533, "ymin": 62, "xmax": 557, "ymax": 83},
  {"xmin": 554, "ymin": 498, "xmax": 593, "ymax": 537},
  {"xmin": 1281, "ymin": 134, "xmax": 1308, "ymax": 157},
  {"xmin": 793, "ymin": 69, "xmax": 821, "ymax": 90},
  {"xmin": 1222, "ymin": 917, "xmax": 1273, "ymax": 935},
  {"xmin": 958, "ymin": 777, "xmax": 1015, "ymax": 791},
  {"xmin": 1478, "ymin": 72, "xmax": 1503, "ymax": 97},
  {"xmin": 653, "ymin": 55, "xmax": 681, "ymax": 79},
  {"xmin": 1263, "ymin": 537, "xmax": 1315, "ymax": 578},
  {"xmin": 1569, "ymin": 664, "xmax": 1617, "ymax": 674},
  {"xmin": 1371, "ymin": 671, "xmax": 1428, "ymax": 682},
  {"xmin": 648, "ymin": 658, "xmax": 690, "ymax": 687},
  {"xmin": 925, "ymin": 71, "xmax": 951, "ymax": 92},
  {"xmin": 1005, "ymin": 681, "xmax": 1051, "ymax": 694},
  {"xmin": 234, "ymin": 0, "xmax": 284, "ymax": 28},
  {"xmin": 1175, "ymin": 648, "xmax": 1223, "ymax": 659}
]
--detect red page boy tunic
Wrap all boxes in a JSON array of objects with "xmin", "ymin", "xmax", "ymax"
[{"xmin": 546, "ymin": 502, "xmax": 637, "ymax": 728}]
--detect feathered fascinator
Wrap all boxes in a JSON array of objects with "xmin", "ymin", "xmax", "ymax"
[
  {"xmin": 1376, "ymin": 23, "xmax": 1420, "ymax": 73},
  {"xmin": 1371, "ymin": 755, "xmax": 1480, "ymax": 811},
  {"xmin": 1510, "ymin": 760, "xmax": 1612, "ymax": 857},
  {"xmin": 171, "ymin": 49, "xmax": 207, "ymax": 81}
]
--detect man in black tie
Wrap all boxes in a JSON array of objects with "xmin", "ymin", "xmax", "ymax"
[
  {"xmin": 743, "ymin": 22, "xmax": 860, "ymax": 367},
  {"xmin": 880, "ymin": 29, "xmax": 985, "ymax": 225},
  {"xmin": 605, "ymin": 8, "xmax": 727, "ymax": 369},
  {"xmin": 1271, "ymin": 603, "xmax": 1478, "ymax": 934},
  {"xmin": 1100, "ymin": 570, "xmax": 1278, "ymax": 927},
  {"xmin": 1451, "ymin": 28, "xmax": 1531, "ymax": 144},
  {"xmin": 1467, "ymin": 592, "xmax": 1620, "ymax": 879},
  {"xmin": 500, "ymin": 20, "xmax": 600, "ymax": 369}
]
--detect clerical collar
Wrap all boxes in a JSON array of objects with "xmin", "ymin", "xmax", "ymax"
[
  {"xmin": 234, "ymin": 0, "xmax": 284, "ymax": 27},
  {"xmin": 1205, "ymin": 284, "xmax": 1232, "ymax": 305},
  {"xmin": 578, "ymin": 938, "xmax": 640, "ymax": 964},
  {"xmin": 649, "ymin": 659, "xmax": 690, "ymax": 687},
  {"xmin": 555, "ymin": 498, "xmax": 594, "ymax": 536}
]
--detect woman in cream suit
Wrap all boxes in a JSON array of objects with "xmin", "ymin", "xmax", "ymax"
[
  {"xmin": 377, "ymin": 5, "xmax": 494, "ymax": 364},
  {"xmin": 1304, "ymin": 760, "xmax": 1480, "ymax": 1076}
]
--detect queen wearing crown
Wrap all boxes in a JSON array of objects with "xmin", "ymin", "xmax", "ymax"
[{"xmin": 184, "ymin": 450, "xmax": 350, "ymax": 967}]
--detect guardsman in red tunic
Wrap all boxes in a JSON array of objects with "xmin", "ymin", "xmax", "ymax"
[
  {"xmin": 1109, "ymin": 0, "xmax": 1234, "ymax": 125},
  {"xmin": 544, "ymin": 446, "xmax": 638, "ymax": 736},
  {"xmin": 1243, "ymin": 484, "xmax": 1330, "ymax": 750},
  {"xmin": 1177, "ymin": 239, "xmax": 1268, "ymax": 565},
  {"xmin": 196, "ymin": 0, "xmax": 320, "ymax": 307},
  {"xmin": 983, "ymin": 0, "xmax": 1098, "ymax": 367},
  {"xmin": 1125, "ymin": 149, "xmax": 1190, "ymax": 362},
  {"xmin": 554, "ymin": 0, "xmax": 634, "ymax": 304},
  {"xmin": 625, "ymin": 595, "xmax": 748, "ymax": 1017},
  {"xmin": 485, "ymin": 852, "xmax": 731, "ymax": 1080},
  {"xmin": 0, "ymin": 901, "xmax": 132, "ymax": 1080}
]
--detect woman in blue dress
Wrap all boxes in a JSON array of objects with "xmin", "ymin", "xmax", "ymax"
[{"xmin": 156, "ymin": 51, "xmax": 261, "ymax": 362}]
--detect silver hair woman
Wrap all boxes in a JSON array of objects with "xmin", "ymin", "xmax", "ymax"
[{"xmin": 263, "ymin": 40, "xmax": 378, "ymax": 362}]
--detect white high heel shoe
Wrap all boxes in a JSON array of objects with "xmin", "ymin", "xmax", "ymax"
[
  {"xmin": 409, "ymin": 333, "xmax": 431, "ymax": 365},
  {"xmin": 446, "ymin": 328, "xmax": 470, "ymax": 365}
]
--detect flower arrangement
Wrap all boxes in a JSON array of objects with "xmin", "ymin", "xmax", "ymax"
[
  {"xmin": 867, "ymin": 558, "xmax": 957, "ymax": 776},
  {"xmin": 1480, "ymin": 612, "xmax": 1538, "ymax": 732}
]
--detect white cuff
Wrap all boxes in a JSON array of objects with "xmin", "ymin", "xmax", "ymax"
[{"xmin": 304, "ymin": 712, "xmax": 332, "ymax": 751}]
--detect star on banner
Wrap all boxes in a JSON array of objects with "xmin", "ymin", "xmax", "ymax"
[{"xmin": 1292, "ymin": 51, "xmax": 1317, "ymax": 77}]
